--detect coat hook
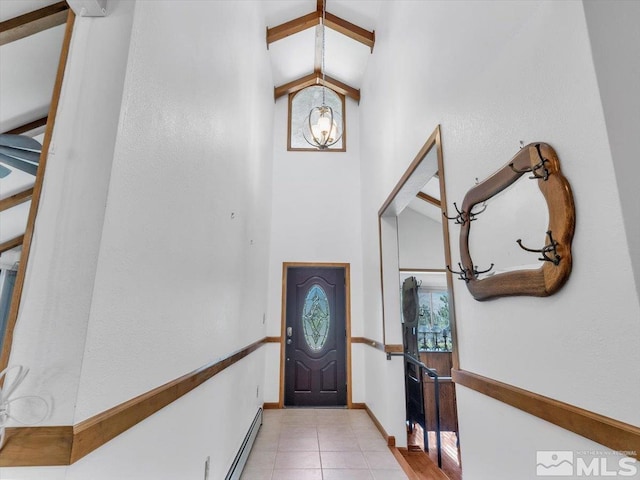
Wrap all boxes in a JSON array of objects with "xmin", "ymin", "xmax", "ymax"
[
  {"xmin": 509, "ymin": 143, "xmax": 550, "ymax": 181},
  {"xmin": 443, "ymin": 202, "xmax": 467, "ymax": 225},
  {"xmin": 473, "ymin": 263, "xmax": 494, "ymax": 276},
  {"xmin": 516, "ymin": 230, "xmax": 561, "ymax": 265},
  {"xmin": 443, "ymin": 202, "xmax": 486, "ymax": 225},
  {"xmin": 447, "ymin": 263, "xmax": 472, "ymax": 283},
  {"xmin": 447, "ymin": 262, "xmax": 494, "ymax": 282}
]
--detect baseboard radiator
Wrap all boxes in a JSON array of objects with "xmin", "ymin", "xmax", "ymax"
[{"xmin": 225, "ymin": 407, "xmax": 263, "ymax": 480}]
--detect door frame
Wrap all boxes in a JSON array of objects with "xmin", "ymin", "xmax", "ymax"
[{"xmin": 279, "ymin": 262, "xmax": 352, "ymax": 408}]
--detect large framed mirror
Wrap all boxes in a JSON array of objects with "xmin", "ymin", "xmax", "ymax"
[
  {"xmin": 378, "ymin": 126, "xmax": 457, "ymax": 363},
  {"xmin": 378, "ymin": 126, "xmax": 462, "ymax": 477}
]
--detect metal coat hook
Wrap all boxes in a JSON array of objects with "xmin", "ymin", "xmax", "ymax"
[
  {"xmin": 443, "ymin": 202, "xmax": 486, "ymax": 225},
  {"xmin": 516, "ymin": 230, "xmax": 561, "ymax": 265},
  {"xmin": 447, "ymin": 263, "xmax": 471, "ymax": 282},
  {"xmin": 443, "ymin": 203, "xmax": 466, "ymax": 225},
  {"xmin": 447, "ymin": 263, "xmax": 494, "ymax": 283},
  {"xmin": 509, "ymin": 143, "xmax": 550, "ymax": 181}
]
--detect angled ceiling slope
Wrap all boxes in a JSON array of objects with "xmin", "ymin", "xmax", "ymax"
[{"xmin": 266, "ymin": 0, "xmax": 376, "ymax": 102}]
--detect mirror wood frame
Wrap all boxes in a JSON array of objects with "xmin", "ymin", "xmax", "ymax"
[
  {"xmin": 458, "ymin": 142, "xmax": 575, "ymax": 301},
  {"xmin": 378, "ymin": 125, "xmax": 459, "ymax": 370}
]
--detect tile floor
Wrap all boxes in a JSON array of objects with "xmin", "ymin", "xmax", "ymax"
[{"xmin": 240, "ymin": 408, "xmax": 410, "ymax": 480}]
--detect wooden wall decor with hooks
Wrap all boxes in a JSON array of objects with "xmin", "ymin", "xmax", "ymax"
[{"xmin": 448, "ymin": 143, "xmax": 575, "ymax": 301}]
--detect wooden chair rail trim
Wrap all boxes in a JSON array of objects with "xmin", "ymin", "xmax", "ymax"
[
  {"xmin": 352, "ymin": 337, "xmax": 404, "ymax": 354},
  {"xmin": 351, "ymin": 336, "xmax": 385, "ymax": 352},
  {"xmin": 0, "ymin": 1, "xmax": 69, "ymax": 46},
  {"xmin": 0, "ymin": 426, "xmax": 73, "ymax": 467},
  {"xmin": 0, "ymin": 188, "xmax": 34, "ymax": 212},
  {"xmin": 0, "ymin": 338, "xmax": 269, "ymax": 466},
  {"xmin": 384, "ymin": 344, "xmax": 404, "ymax": 354},
  {"xmin": 453, "ymin": 369, "xmax": 640, "ymax": 460}
]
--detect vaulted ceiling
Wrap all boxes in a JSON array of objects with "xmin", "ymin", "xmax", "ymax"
[{"xmin": 264, "ymin": 0, "xmax": 382, "ymax": 102}]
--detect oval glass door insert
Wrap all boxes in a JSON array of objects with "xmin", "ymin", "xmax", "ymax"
[{"xmin": 302, "ymin": 284, "xmax": 330, "ymax": 352}]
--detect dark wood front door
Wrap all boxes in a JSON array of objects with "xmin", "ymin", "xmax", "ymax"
[{"xmin": 284, "ymin": 266, "xmax": 347, "ymax": 406}]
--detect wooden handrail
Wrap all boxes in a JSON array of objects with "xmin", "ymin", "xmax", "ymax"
[
  {"xmin": 453, "ymin": 369, "xmax": 640, "ymax": 460},
  {"xmin": 0, "ymin": 337, "xmax": 270, "ymax": 466}
]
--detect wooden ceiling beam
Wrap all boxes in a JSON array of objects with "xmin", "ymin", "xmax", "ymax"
[
  {"xmin": 4, "ymin": 117, "xmax": 48, "ymax": 135},
  {"xmin": 0, "ymin": 1, "xmax": 69, "ymax": 46},
  {"xmin": 267, "ymin": 7, "xmax": 375, "ymax": 52},
  {"xmin": 416, "ymin": 191, "xmax": 441, "ymax": 208},
  {"xmin": 0, "ymin": 235, "xmax": 25, "ymax": 255},
  {"xmin": 320, "ymin": 74, "xmax": 360, "ymax": 102},
  {"xmin": 324, "ymin": 12, "xmax": 375, "ymax": 51},
  {"xmin": 274, "ymin": 72, "xmax": 360, "ymax": 103},
  {"xmin": 266, "ymin": 11, "xmax": 320, "ymax": 46},
  {"xmin": 0, "ymin": 188, "xmax": 34, "ymax": 213},
  {"xmin": 274, "ymin": 73, "xmax": 319, "ymax": 99}
]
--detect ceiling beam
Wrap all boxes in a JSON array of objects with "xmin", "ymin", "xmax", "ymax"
[
  {"xmin": 0, "ymin": 188, "xmax": 34, "ymax": 213},
  {"xmin": 266, "ymin": 11, "xmax": 319, "ymax": 46},
  {"xmin": 0, "ymin": 1, "xmax": 69, "ymax": 46},
  {"xmin": 0, "ymin": 235, "xmax": 25, "ymax": 255},
  {"xmin": 274, "ymin": 72, "xmax": 360, "ymax": 103},
  {"xmin": 323, "ymin": 12, "xmax": 375, "ymax": 51},
  {"xmin": 274, "ymin": 73, "xmax": 319, "ymax": 99},
  {"xmin": 417, "ymin": 191, "xmax": 441, "ymax": 208},
  {"xmin": 321, "ymin": 74, "xmax": 360, "ymax": 102},
  {"xmin": 266, "ymin": 8, "xmax": 375, "ymax": 51},
  {"xmin": 4, "ymin": 117, "xmax": 48, "ymax": 135}
]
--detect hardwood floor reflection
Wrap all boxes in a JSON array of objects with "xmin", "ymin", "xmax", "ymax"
[{"xmin": 407, "ymin": 424, "xmax": 461, "ymax": 480}]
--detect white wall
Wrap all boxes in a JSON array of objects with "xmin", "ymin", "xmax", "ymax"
[
  {"xmin": 263, "ymin": 95, "xmax": 365, "ymax": 404},
  {"xmin": 397, "ymin": 207, "xmax": 445, "ymax": 269},
  {"xmin": 583, "ymin": 0, "xmax": 640, "ymax": 300},
  {"xmin": 5, "ymin": 0, "xmax": 136, "ymax": 427},
  {"xmin": 359, "ymin": 0, "xmax": 640, "ymax": 475},
  {"xmin": 3, "ymin": 0, "xmax": 275, "ymax": 478}
]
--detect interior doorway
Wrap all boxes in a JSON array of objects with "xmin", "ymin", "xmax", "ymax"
[{"xmin": 282, "ymin": 264, "xmax": 348, "ymax": 407}]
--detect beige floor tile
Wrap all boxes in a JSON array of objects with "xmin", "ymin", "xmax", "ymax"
[
  {"xmin": 321, "ymin": 451, "xmax": 368, "ymax": 469},
  {"xmin": 363, "ymin": 450, "xmax": 402, "ymax": 470},
  {"xmin": 271, "ymin": 469, "xmax": 322, "ymax": 480},
  {"xmin": 371, "ymin": 469, "xmax": 410, "ymax": 480},
  {"xmin": 242, "ymin": 409, "xmax": 409, "ymax": 480},
  {"xmin": 277, "ymin": 436, "xmax": 319, "ymax": 451},
  {"xmin": 357, "ymin": 437, "xmax": 389, "ymax": 451},
  {"xmin": 274, "ymin": 451, "xmax": 321, "ymax": 469},
  {"xmin": 323, "ymin": 469, "xmax": 374, "ymax": 480},
  {"xmin": 245, "ymin": 451, "xmax": 277, "ymax": 469},
  {"xmin": 240, "ymin": 467, "xmax": 273, "ymax": 480},
  {"xmin": 319, "ymin": 436, "xmax": 361, "ymax": 452}
]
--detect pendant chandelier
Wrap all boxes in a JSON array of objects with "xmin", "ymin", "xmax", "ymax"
[{"xmin": 302, "ymin": 4, "xmax": 343, "ymax": 150}]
